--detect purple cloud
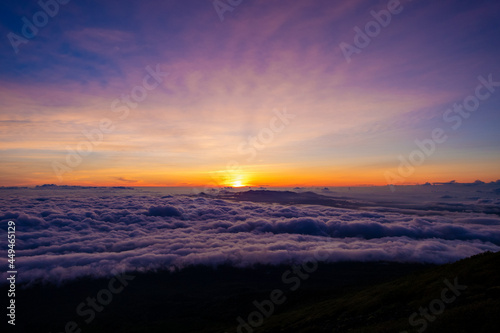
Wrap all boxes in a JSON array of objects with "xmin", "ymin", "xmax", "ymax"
[{"xmin": 0, "ymin": 188, "xmax": 499, "ymax": 285}]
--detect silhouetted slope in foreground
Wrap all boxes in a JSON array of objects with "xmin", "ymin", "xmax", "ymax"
[
  {"xmin": 7, "ymin": 251, "xmax": 499, "ymax": 332},
  {"xmin": 258, "ymin": 251, "xmax": 500, "ymax": 333}
]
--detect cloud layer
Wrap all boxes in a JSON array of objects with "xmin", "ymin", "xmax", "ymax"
[{"xmin": 1, "ymin": 188, "xmax": 499, "ymax": 285}]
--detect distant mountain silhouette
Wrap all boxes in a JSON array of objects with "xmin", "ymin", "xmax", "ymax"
[{"xmin": 218, "ymin": 190, "xmax": 363, "ymax": 209}]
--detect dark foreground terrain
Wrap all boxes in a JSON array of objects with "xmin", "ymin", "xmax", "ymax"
[{"xmin": 5, "ymin": 251, "xmax": 500, "ymax": 333}]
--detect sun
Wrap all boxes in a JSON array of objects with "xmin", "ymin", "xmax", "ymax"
[
  {"xmin": 228, "ymin": 173, "xmax": 248, "ymax": 187},
  {"xmin": 209, "ymin": 170, "xmax": 250, "ymax": 188},
  {"xmin": 231, "ymin": 180, "xmax": 245, "ymax": 187}
]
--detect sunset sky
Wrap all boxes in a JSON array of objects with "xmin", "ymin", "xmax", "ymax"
[{"xmin": 0, "ymin": 0, "xmax": 499, "ymax": 187}]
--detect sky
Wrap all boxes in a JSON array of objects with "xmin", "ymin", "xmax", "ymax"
[{"xmin": 0, "ymin": 0, "xmax": 499, "ymax": 187}]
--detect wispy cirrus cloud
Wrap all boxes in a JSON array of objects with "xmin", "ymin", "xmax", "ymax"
[{"xmin": 0, "ymin": 0, "xmax": 499, "ymax": 186}]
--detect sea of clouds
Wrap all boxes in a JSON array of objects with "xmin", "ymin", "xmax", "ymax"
[{"xmin": 1, "ymin": 187, "xmax": 499, "ymax": 285}]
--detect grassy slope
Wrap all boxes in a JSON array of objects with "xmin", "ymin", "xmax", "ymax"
[
  {"xmin": 11, "ymin": 262, "xmax": 427, "ymax": 332},
  {"xmin": 6, "ymin": 252, "xmax": 500, "ymax": 333},
  {"xmin": 258, "ymin": 251, "xmax": 500, "ymax": 333}
]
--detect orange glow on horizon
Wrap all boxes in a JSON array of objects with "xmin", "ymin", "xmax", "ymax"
[{"xmin": 3, "ymin": 163, "xmax": 499, "ymax": 188}]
